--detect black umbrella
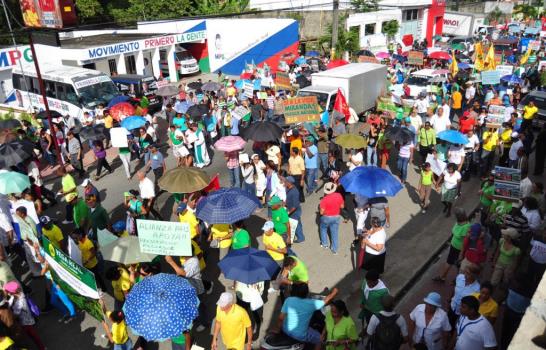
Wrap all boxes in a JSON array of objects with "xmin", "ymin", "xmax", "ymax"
[
  {"xmin": 0, "ymin": 141, "xmax": 34, "ymax": 167},
  {"xmin": 187, "ymin": 81, "xmax": 202, "ymax": 90},
  {"xmin": 385, "ymin": 126, "xmax": 414, "ymax": 144},
  {"xmin": 201, "ymin": 82, "xmax": 222, "ymax": 92},
  {"xmin": 296, "ymin": 75, "xmax": 311, "ymax": 88},
  {"xmin": 156, "ymin": 85, "xmax": 179, "ymax": 97},
  {"xmin": 0, "ymin": 119, "xmax": 21, "ymax": 129},
  {"xmin": 241, "ymin": 121, "xmax": 283, "ymax": 142},
  {"xmin": 35, "ymin": 110, "xmax": 63, "ymax": 119},
  {"xmin": 186, "ymin": 104, "xmax": 209, "ymax": 119},
  {"xmin": 79, "ymin": 125, "xmax": 106, "ymax": 141}
]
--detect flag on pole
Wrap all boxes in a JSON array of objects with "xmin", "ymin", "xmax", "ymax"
[
  {"xmin": 204, "ymin": 174, "xmax": 220, "ymax": 193},
  {"xmin": 333, "ymin": 88, "xmax": 351, "ymax": 123},
  {"xmin": 520, "ymin": 47, "xmax": 532, "ymax": 65},
  {"xmin": 474, "ymin": 42, "xmax": 485, "ymax": 71},
  {"xmin": 484, "ymin": 45, "xmax": 496, "ymax": 71},
  {"xmin": 449, "ymin": 51, "xmax": 459, "ymax": 77}
]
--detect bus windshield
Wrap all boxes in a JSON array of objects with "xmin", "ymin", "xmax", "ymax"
[{"xmin": 77, "ymin": 80, "xmax": 120, "ymax": 108}]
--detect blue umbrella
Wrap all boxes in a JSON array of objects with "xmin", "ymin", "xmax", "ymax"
[
  {"xmin": 436, "ymin": 130, "xmax": 469, "ymax": 145},
  {"xmin": 392, "ymin": 54, "xmax": 407, "ymax": 62},
  {"xmin": 218, "ymin": 248, "xmax": 280, "ymax": 284},
  {"xmin": 295, "ymin": 56, "xmax": 307, "ymax": 65},
  {"xmin": 120, "ymin": 116, "xmax": 146, "ymax": 130},
  {"xmin": 175, "ymin": 100, "xmax": 191, "ymax": 114},
  {"xmin": 340, "ymin": 166, "xmax": 403, "ymax": 198},
  {"xmin": 124, "ymin": 273, "xmax": 199, "ymax": 341},
  {"xmin": 305, "ymin": 50, "xmax": 320, "ymax": 57},
  {"xmin": 501, "ymin": 74, "xmax": 524, "ymax": 85},
  {"xmin": 196, "ymin": 188, "xmax": 260, "ymax": 224},
  {"xmin": 458, "ymin": 62, "xmax": 471, "ymax": 69},
  {"xmin": 107, "ymin": 95, "xmax": 131, "ymax": 108}
]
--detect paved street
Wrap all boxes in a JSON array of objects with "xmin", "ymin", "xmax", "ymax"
[{"xmin": 23, "ymin": 120, "xmax": 490, "ymax": 350}]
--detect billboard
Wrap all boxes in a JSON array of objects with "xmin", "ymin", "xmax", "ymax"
[{"xmin": 20, "ymin": 0, "xmax": 77, "ymax": 28}]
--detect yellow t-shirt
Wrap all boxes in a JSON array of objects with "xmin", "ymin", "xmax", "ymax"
[
  {"xmin": 500, "ymin": 128, "xmax": 513, "ymax": 146},
  {"xmin": 263, "ymin": 232, "xmax": 286, "ymax": 261},
  {"xmin": 290, "ymin": 138, "xmax": 302, "ymax": 152},
  {"xmin": 106, "ymin": 311, "xmax": 129, "ymax": 344},
  {"xmin": 452, "ymin": 91, "xmax": 462, "ymax": 109},
  {"xmin": 472, "ymin": 292, "xmax": 499, "ymax": 319},
  {"xmin": 104, "ymin": 115, "xmax": 114, "ymax": 128},
  {"xmin": 227, "ymin": 86, "xmax": 236, "ymax": 97},
  {"xmin": 211, "ymin": 224, "xmax": 232, "ymax": 249},
  {"xmin": 179, "ymin": 210, "xmax": 198, "ymax": 239},
  {"xmin": 482, "ymin": 131, "xmax": 498, "ymax": 152},
  {"xmin": 523, "ymin": 105, "xmax": 538, "ymax": 120},
  {"xmin": 42, "ymin": 224, "xmax": 63, "ymax": 248},
  {"xmin": 288, "ymin": 156, "xmax": 305, "ymax": 175},
  {"xmin": 79, "ymin": 238, "xmax": 98, "ymax": 269},
  {"xmin": 0, "ymin": 336, "xmax": 15, "ymax": 350},
  {"xmin": 216, "ymin": 304, "xmax": 251, "ymax": 350},
  {"xmin": 112, "ymin": 268, "xmax": 132, "ymax": 302}
]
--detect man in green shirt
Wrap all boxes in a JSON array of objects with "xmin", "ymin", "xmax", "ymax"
[
  {"xmin": 269, "ymin": 196, "xmax": 290, "ymax": 241},
  {"xmin": 68, "ymin": 193, "xmax": 90, "ymax": 232},
  {"xmin": 479, "ymin": 176, "xmax": 495, "ymax": 209},
  {"xmin": 231, "ymin": 221, "xmax": 250, "ymax": 250},
  {"xmin": 86, "ymin": 194, "xmax": 109, "ymax": 240},
  {"xmin": 282, "ymin": 256, "xmax": 309, "ymax": 284}
]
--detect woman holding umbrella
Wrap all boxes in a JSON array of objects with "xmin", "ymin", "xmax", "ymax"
[{"xmin": 435, "ymin": 163, "xmax": 462, "ymax": 218}]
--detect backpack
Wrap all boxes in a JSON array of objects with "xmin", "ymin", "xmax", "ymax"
[{"xmin": 372, "ymin": 313, "xmax": 403, "ymax": 350}]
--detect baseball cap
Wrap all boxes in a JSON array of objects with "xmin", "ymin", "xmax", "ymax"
[
  {"xmin": 268, "ymin": 195, "xmax": 282, "ymax": 206},
  {"xmin": 262, "ymin": 221, "xmax": 274, "ymax": 231},
  {"xmin": 65, "ymin": 192, "xmax": 78, "ymax": 202},
  {"xmin": 284, "ymin": 176, "xmax": 296, "ymax": 184},
  {"xmin": 39, "ymin": 216, "xmax": 51, "ymax": 225},
  {"xmin": 217, "ymin": 292, "xmax": 234, "ymax": 307},
  {"xmin": 81, "ymin": 179, "xmax": 91, "ymax": 187}
]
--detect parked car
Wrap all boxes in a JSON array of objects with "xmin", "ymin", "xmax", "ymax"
[
  {"xmin": 111, "ymin": 74, "xmax": 162, "ymax": 113},
  {"xmin": 517, "ymin": 90, "xmax": 546, "ymax": 128}
]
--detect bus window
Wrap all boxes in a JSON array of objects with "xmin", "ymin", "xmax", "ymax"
[
  {"xmin": 45, "ymin": 81, "xmax": 56, "ymax": 98},
  {"xmin": 30, "ymin": 77, "xmax": 41, "ymax": 94},
  {"xmin": 55, "ymin": 82, "xmax": 66, "ymax": 101},
  {"xmin": 65, "ymin": 85, "xmax": 79, "ymax": 105},
  {"xmin": 12, "ymin": 74, "xmax": 22, "ymax": 90}
]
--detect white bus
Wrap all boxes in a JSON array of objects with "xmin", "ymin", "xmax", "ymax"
[{"xmin": 10, "ymin": 64, "xmax": 120, "ymax": 120}]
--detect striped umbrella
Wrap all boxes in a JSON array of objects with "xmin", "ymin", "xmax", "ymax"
[{"xmin": 214, "ymin": 136, "xmax": 246, "ymax": 152}]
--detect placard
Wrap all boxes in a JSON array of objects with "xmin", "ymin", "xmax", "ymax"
[
  {"xmin": 289, "ymin": 218, "xmax": 298, "ymax": 243},
  {"xmin": 243, "ymin": 82, "xmax": 254, "ymax": 99},
  {"xmin": 494, "ymin": 166, "xmax": 521, "ymax": 182},
  {"xmin": 257, "ymin": 92, "xmax": 268, "ymax": 99},
  {"xmin": 136, "ymin": 219, "xmax": 191, "ymax": 256},
  {"xmin": 68, "ymin": 237, "xmax": 82, "ymax": 266},
  {"xmin": 426, "ymin": 153, "xmax": 447, "ymax": 176},
  {"xmin": 493, "ymin": 166, "xmax": 521, "ymax": 201},
  {"xmin": 486, "ymin": 104, "xmax": 506, "ymax": 128},
  {"xmin": 529, "ymin": 40, "xmax": 541, "ymax": 51},
  {"xmin": 496, "ymin": 65, "xmax": 514, "ymax": 78},
  {"xmin": 358, "ymin": 56, "xmax": 379, "ymax": 63},
  {"xmin": 481, "ymin": 70, "xmax": 501, "ymax": 85},
  {"xmin": 231, "ymin": 106, "xmax": 250, "ymax": 120},
  {"xmin": 408, "ymin": 51, "xmax": 424, "ymax": 65},
  {"xmin": 275, "ymin": 71, "xmax": 292, "ymax": 90},
  {"xmin": 110, "ymin": 127, "xmax": 129, "ymax": 148},
  {"xmin": 282, "ymin": 96, "xmax": 320, "ymax": 124},
  {"xmin": 42, "ymin": 237, "xmax": 103, "ymax": 321}
]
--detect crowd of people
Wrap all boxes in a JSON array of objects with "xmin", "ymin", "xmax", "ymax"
[{"xmin": 1, "ymin": 18, "xmax": 546, "ymax": 350}]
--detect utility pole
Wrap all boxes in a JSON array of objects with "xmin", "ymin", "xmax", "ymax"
[{"xmin": 331, "ymin": 0, "xmax": 339, "ymax": 60}]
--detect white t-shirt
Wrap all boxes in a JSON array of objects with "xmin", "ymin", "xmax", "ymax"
[
  {"xmin": 367, "ymin": 311, "xmax": 408, "ymax": 337},
  {"xmin": 139, "ymin": 177, "xmax": 156, "ymax": 199},
  {"xmin": 430, "ymin": 114, "xmax": 451, "ymax": 134},
  {"xmin": 448, "ymin": 145, "xmax": 466, "ymax": 165},
  {"xmin": 442, "ymin": 104, "xmax": 451, "ymax": 120},
  {"xmin": 504, "ymin": 106, "xmax": 515, "ymax": 123},
  {"xmin": 455, "ymin": 315, "xmax": 497, "ymax": 350},
  {"xmin": 415, "ymin": 99, "xmax": 429, "ymax": 114},
  {"xmin": 443, "ymin": 170, "xmax": 461, "ymax": 190},
  {"xmin": 365, "ymin": 228, "xmax": 386, "ymax": 255},
  {"xmin": 465, "ymin": 86, "xmax": 476, "ymax": 100},
  {"xmin": 531, "ymin": 239, "xmax": 546, "ymax": 264},
  {"xmin": 509, "ymin": 140, "xmax": 523, "ymax": 161},
  {"xmin": 465, "ymin": 134, "xmax": 480, "ymax": 150},
  {"xmin": 410, "ymin": 304, "xmax": 451, "ymax": 350}
]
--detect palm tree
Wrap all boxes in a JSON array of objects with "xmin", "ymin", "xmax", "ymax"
[
  {"xmin": 382, "ymin": 20, "xmax": 399, "ymax": 42},
  {"xmin": 513, "ymin": 4, "xmax": 539, "ymax": 20},
  {"xmin": 319, "ymin": 22, "xmax": 360, "ymax": 59}
]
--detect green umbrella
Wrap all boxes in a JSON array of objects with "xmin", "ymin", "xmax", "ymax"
[
  {"xmin": 158, "ymin": 167, "xmax": 210, "ymax": 194},
  {"xmin": 99, "ymin": 236, "xmax": 156, "ymax": 265},
  {"xmin": 0, "ymin": 171, "xmax": 30, "ymax": 194},
  {"xmin": 450, "ymin": 43, "xmax": 465, "ymax": 51},
  {"xmin": 334, "ymin": 134, "xmax": 367, "ymax": 149}
]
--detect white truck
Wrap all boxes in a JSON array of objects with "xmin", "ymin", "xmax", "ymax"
[
  {"xmin": 442, "ymin": 12, "xmax": 490, "ymax": 37},
  {"xmin": 297, "ymin": 63, "xmax": 387, "ymax": 116}
]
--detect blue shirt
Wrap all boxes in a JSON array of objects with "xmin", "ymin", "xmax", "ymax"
[
  {"xmin": 450, "ymin": 274, "xmax": 480, "ymax": 315},
  {"xmin": 506, "ymin": 289, "xmax": 530, "ymax": 314},
  {"xmin": 150, "ymin": 151, "xmax": 164, "ymax": 170},
  {"xmin": 231, "ymin": 117, "xmax": 240, "ymax": 135},
  {"xmin": 173, "ymin": 117, "xmax": 187, "ymax": 131},
  {"xmin": 285, "ymin": 187, "xmax": 301, "ymax": 214},
  {"xmin": 304, "ymin": 144, "xmax": 318, "ymax": 169},
  {"xmin": 282, "ymin": 297, "xmax": 325, "ymax": 341}
]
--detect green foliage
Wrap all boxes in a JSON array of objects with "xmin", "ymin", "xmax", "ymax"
[
  {"xmin": 351, "ymin": 0, "xmax": 379, "ymax": 12},
  {"xmin": 488, "ymin": 6, "xmax": 504, "ymax": 23},
  {"xmin": 513, "ymin": 4, "xmax": 539, "ymax": 20},
  {"xmin": 381, "ymin": 20, "xmax": 399, "ymax": 39},
  {"xmin": 109, "ymin": 0, "xmax": 193, "ymax": 22},
  {"xmin": 319, "ymin": 19, "xmax": 360, "ymax": 59},
  {"xmin": 195, "ymin": 0, "xmax": 251, "ymax": 15},
  {"xmin": 75, "ymin": 0, "xmax": 104, "ymax": 21}
]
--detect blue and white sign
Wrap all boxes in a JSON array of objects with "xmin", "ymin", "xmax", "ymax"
[{"xmin": 481, "ymin": 70, "xmax": 501, "ymax": 85}]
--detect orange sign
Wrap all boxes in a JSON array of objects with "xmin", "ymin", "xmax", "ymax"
[
  {"xmin": 358, "ymin": 56, "xmax": 379, "ymax": 63},
  {"xmin": 19, "ymin": 0, "xmax": 76, "ymax": 28},
  {"xmin": 282, "ymin": 96, "xmax": 320, "ymax": 124},
  {"xmin": 275, "ymin": 72, "xmax": 292, "ymax": 90},
  {"xmin": 408, "ymin": 51, "xmax": 424, "ymax": 65}
]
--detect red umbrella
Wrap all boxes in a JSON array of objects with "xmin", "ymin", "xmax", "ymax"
[
  {"xmin": 429, "ymin": 51, "xmax": 451, "ymax": 60},
  {"xmin": 109, "ymin": 102, "xmax": 135, "ymax": 121},
  {"xmin": 240, "ymin": 72, "xmax": 253, "ymax": 79},
  {"xmin": 327, "ymin": 59, "xmax": 349, "ymax": 69}
]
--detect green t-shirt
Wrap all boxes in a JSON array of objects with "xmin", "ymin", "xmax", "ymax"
[
  {"xmin": 480, "ymin": 182, "xmax": 495, "ymax": 207},
  {"xmin": 288, "ymin": 256, "xmax": 308, "ymax": 283},
  {"xmin": 451, "ymin": 222, "xmax": 470, "ymax": 250},
  {"xmin": 498, "ymin": 238, "xmax": 521, "ymax": 266},
  {"xmin": 489, "ymin": 200, "xmax": 512, "ymax": 224},
  {"xmin": 73, "ymin": 199, "xmax": 90, "ymax": 229},
  {"xmin": 172, "ymin": 333, "xmax": 187, "ymax": 345},
  {"xmin": 272, "ymin": 207, "xmax": 289, "ymax": 235},
  {"xmin": 169, "ymin": 130, "xmax": 183, "ymax": 146},
  {"xmin": 231, "ymin": 229, "xmax": 250, "ymax": 250},
  {"xmin": 140, "ymin": 95, "xmax": 150, "ymax": 108},
  {"xmin": 119, "ymin": 147, "xmax": 130, "ymax": 155}
]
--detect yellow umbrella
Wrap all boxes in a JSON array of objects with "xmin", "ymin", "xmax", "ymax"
[
  {"xmin": 334, "ymin": 134, "xmax": 367, "ymax": 149},
  {"xmin": 158, "ymin": 167, "xmax": 211, "ymax": 193}
]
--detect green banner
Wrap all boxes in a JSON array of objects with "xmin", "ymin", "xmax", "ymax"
[{"xmin": 42, "ymin": 237, "xmax": 103, "ymax": 321}]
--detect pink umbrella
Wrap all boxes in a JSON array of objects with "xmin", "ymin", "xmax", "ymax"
[
  {"xmin": 429, "ymin": 51, "xmax": 451, "ymax": 60},
  {"xmin": 214, "ymin": 136, "xmax": 246, "ymax": 152},
  {"xmin": 432, "ymin": 69, "xmax": 449, "ymax": 75},
  {"xmin": 375, "ymin": 52, "xmax": 390, "ymax": 59}
]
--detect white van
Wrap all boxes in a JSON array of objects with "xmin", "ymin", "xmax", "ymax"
[
  {"xmin": 394, "ymin": 69, "xmax": 448, "ymax": 99},
  {"xmin": 159, "ymin": 46, "xmax": 199, "ymax": 77}
]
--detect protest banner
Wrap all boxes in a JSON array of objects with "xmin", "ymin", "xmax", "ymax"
[
  {"xmin": 289, "ymin": 218, "xmax": 298, "ymax": 243},
  {"xmin": 136, "ymin": 219, "xmax": 192, "ymax": 256},
  {"xmin": 529, "ymin": 40, "xmax": 541, "ymax": 51},
  {"xmin": 426, "ymin": 154, "xmax": 447, "ymax": 176},
  {"xmin": 257, "ymin": 91, "xmax": 268, "ymax": 99},
  {"xmin": 481, "ymin": 70, "xmax": 501, "ymax": 85},
  {"xmin": 496, "ymin": 65, "xmax": 514, "ymax": 78},
  {"xmin": 282, "ymin": 96, "xmax": 320, "ymax": 124},
  {"xmin": 358, "ymin": 56, "xmax": 379, "ymax": 63},
  {"xmin": 494, "ymin": 54, "xmax": 503, "ymax": 65},
  {"xmin": 275, "ymin": 71, "xmax": 292, "ymax": 90},
  {"xmin": 42, "ymin": 237, "xmax": 103, "ymax": 321},
  {"xmin": 110, "ymin": 127, "xmax": 128, "ymax": 147},
  {"xmin": 408, "ymin": 51, "xmax": 424, "ymax": 65},
  {"xmin": 68, "ymin": 237, "xmax": 82, "ymax": 266},
  {"xmin": 486, "ymin": 105, "xmax": 506, "ymax": 128},
  {"xmin": 243, "ymin": 82, "xmax": 254, "ymax": 99},
  {"xmin": 231, "ymin": 106, "xmax": 250, "ymax": 120},
  {"xmin": 493, "ymin": 166, "xmax": 521, "ymax": 202}
]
